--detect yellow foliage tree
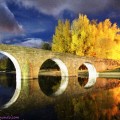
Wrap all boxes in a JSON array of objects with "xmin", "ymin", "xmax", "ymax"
[
  {"xmin": 95, "ymin": 19, "xmax": 120, "ymax": 59},
  {"xmin": 71, "ymin": 14, "xmax": 96, "ymax": 56},
  {"xmin": 52, "ymin": 14, "xmax": 120, "ymax": 60},
  {"xmin": 52, "ymin": 20, "xmax": 64, "ymax": 52},
  {"xmin": 52, "ymin": 19, "xmax": 71, "ymax": 53}
]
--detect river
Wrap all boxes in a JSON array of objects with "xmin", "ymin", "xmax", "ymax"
[{"xmin": 0, "ymin": 73, "xmax": 120, "ymax": 120}]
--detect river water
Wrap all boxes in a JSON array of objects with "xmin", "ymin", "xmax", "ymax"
[{"xmin": 0, "ymin": 73, "xmax": 120, "ymax": 120}]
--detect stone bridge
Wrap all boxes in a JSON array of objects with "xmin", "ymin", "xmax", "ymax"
[
  {"xmin": 0, "ymin": 44, "xmax": 120, "ymax": 79},
  {"xmin": 0, "ymin": 44, "xmax": 120, "ymax": 109}
]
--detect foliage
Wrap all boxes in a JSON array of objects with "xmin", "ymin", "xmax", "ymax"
[
  {"xmin": 52, "ymin": 19, "xmax": 72, "ymax": 53},
  {"xmin": 52, "ymin": 14, "xmax": 120, "ymax": 60},
  {"xmin": 0, "ymin": 57, "xmax": 15, "ymax": 71},
  {"xmin": 41, "ymin": 42, "xmax": 51, "ymax": 50},
  {"xmin": 40, "ymin": 59, "xmax": 59, "ymax": 70}
]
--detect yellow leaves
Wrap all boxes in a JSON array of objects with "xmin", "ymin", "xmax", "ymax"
[
  {"xmin": 52, "ymin": 14, "xmax": 120, "ymax": 60},
  {"xmin": 81, "ymin": 31, "xmax": 86, "ymax": 39},
  {"xmin": 71, "ymin": 34, "xmax": 77, "ymax": 52},
  {"xmin": 78, "ymin": 14, "xmax": 90, "ymax": 27},
  {"xmin": 52, "ymin": 19, "xmax": 72, "ymax": 53}
]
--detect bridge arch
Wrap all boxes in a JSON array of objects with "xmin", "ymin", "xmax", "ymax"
[
  {"xmin": 78, "ymin": 62, "xmax": 97, "ymax": 88},
  {"xmin": 39, "ymin": 58, "xmax": 68, "ymax": 96},
  {"xmin": 0, "ymin": 51, "xmax": 21, "ymax": 109}
]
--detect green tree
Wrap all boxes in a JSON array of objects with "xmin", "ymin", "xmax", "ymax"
[{"xmin": 41, "ymin": 42, "xmax": 51, "ymax": 50}]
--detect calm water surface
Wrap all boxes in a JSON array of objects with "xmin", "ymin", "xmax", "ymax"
[
  {"xmin": 0, "ymin": 73, "xmax": 16, "ymax": 107},
  {"xmin": 0, "ymin": 74, "xmax": 120, "ymax": 120}
]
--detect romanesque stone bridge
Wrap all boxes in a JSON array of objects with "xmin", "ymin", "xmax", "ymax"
[
  {"xmin": 0, "ymin": 44, "xmax": 120, "ymax": 79},
  {"xmin": 0, "ymin": 44, "xmax": 120, "ymax": 109}
]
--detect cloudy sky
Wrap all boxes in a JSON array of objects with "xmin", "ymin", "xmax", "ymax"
[{"xmin": 0, "ymin": 0, "xmax": 120, "ymax": 48}]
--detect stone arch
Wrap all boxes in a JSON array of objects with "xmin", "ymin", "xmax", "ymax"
[
  {"xmin": 0, "ymin": 51, "xmax": 21, "ymax": 109},
  {"xmin": 39, "ymin": 58, "xmax": 68, "ymax": 96},
  {"xmin": 78, "ymin": 62, "xmax": 97, "ymax": 88}
]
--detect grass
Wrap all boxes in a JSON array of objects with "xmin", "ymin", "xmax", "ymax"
[{"xmin": 100, "ymin": 67, "xmax": 120, "ymax": 73}]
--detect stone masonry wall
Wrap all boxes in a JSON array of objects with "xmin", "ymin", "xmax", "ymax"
[{"xmin": 0, "ymin": 44, "xmax": 120, "ymax": 79}]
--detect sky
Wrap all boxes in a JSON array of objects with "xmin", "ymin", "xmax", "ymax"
[{"xmin": 0, "ymin": 0, "xmax": 120, "ymax": 48}]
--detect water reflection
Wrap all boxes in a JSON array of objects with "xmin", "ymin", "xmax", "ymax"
[
  {"xmin": 78, "ymin": 76, "xmax": 97, "ymax": 89},
  {"xmin": 38, "ymin": 75, "xmax": 61, "ymax": 96},
  {"xmin": 78, "ymin": 62, "xmax": 97, "ymax": 88},
  {"xmin": 0, "ymin": 73, "xmax": 16, "ymax": 107},
  {"xmin": 78, "ymin": 77, "xmax": 88, "ymax": 87},
  {"xmin": 38, "ymin": 75, "xmax": 68, "ymax": 96},
  {"xmin": 1, "ymin": 76, "xmax": 120, "ymax": 120},
  {"xmin": 55, "ymin": 77, "xmax": 120, "ymax": 120}
]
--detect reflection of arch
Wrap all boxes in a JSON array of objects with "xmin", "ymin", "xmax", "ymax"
[
  {"xmin": 52, "ymin": 76, "xmax": 68, "ymax": 96},
  {"xmin": 51, "ymin": 58, "xmax": 68, "ymax": 77},
  {"xmin": 0, "ymin": 51, "xmax": 21, "ymax": 109},
  {"xmin": 79, "ymin": 62, "xmax": 97, "ymax": 88},
  {"xmin": 40, "ymin": 58, "xmax": 68, "ymax": 96}
]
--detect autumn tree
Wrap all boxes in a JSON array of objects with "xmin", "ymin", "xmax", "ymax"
[
  {"xmin": 52, "ymin": 20, "xmax": 71, "ymax": 53},
  {"xmin": 94, "ymin": 19, "xmax": 120, "ymax": 59},
  {"xmin": 71, "ymin": 15, "xmax": 120, "ymax": 59},
  {"xmin": 71, "ymin": 14, "xmax": 96, "ymax": 56},
  {"xmin": 63, "ymin": 20, "xmax": 72, "ymax": 53},
  {"xmin": 52, "ymin": 14, "xmax": 120, "ymax": 60}
]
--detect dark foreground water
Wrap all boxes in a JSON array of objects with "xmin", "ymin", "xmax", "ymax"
[
  {"xmin": 0, "ymin": 73, "xmax": 16, "ymax": 108},
  {"xmin": 0, "ymin": 74, "xmax": 120, "ymax": 120}
]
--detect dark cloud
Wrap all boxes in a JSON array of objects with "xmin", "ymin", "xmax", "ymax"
[
  {"xmin": 0, "ymin": 2, "xmax": 23, "ymax": 33},
  {"xmin": 11, "ymin": 0, "xmax": 111, "ymax": 16},
  {"xmin": 14, "ymin": 0, "xmax": 68, "ymax": 16},
  {"xmin": 1, "ymin": 0, "xmax": 119, "ymax": 33},
  {"xmin": 110, "ymin": 0, "xmax": 120, "ymax": 10},
  {"xmin": 67, "ymin": 0, "xmax": 110, "ymax": 14}
]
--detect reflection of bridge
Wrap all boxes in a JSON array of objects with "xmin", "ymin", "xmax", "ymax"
[
  {"xmin": 0, "ymin": 44, "xmax": 120, "ymax": 109},
  {"xmin": 1, "ymin": 77, "xmax": 120, "ymax": 118}
]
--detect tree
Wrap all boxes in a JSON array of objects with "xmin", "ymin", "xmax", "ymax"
[
  {"xmin": 52, "ymin": 19, "xmax": 71, "ymax": 53},
  {"xmin": 63, "ymin": 20, "xmax": 72, "ymax": 53},
  {"xmin": 41, "ymin": 42, "xmax": 51, "ymax": 50},
  {"xmin": 71, "ymin": 14, "xmax": 95, "ymax": 56},
  {"xmin": 52, "ymin": 20, "xmax": 64, "ymax": 52},
  {"xmin": 52, "ymin": 14, "xmax": 120, "ymax": 60},
  {"xmin": 94, "ymin": 19, "xmax": 120, "ymax": 59}
]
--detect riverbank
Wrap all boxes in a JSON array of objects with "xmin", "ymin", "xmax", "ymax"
[
  {"xmin": 98, "ymin": 67, "xmax": 120, "ymax": 78},
  {"xmin": 39, "ymin": 69, "xmax": 120, "ymax": 78},
  {"xmin": 0, "ymin": 71, "xmax": 16, "ymax": 74},
  {"xmin": 39, "ymin": 70, "xmax": 61, "ymax": 76},
  {"xmin": 98, "ymin": 72, "xmax": 120, "ymax": 78}
]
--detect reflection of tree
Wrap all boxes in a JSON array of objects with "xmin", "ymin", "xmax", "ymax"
[
  {"xmin": 72, "ymin": 95, "xmax": 99, "ymax": 120},
  {"xmin": 54, "ymin": 89, "xmax": 119, "ymax": 120},
  {"xmin": 78, "ymin": 77, "xmax": 88, "ymax": 87},
  {"xmin": 55, "ymin": 98, "xmax": 74, "ymax": 120},
  {"xmin": 0, "ymin": 73, "xmax": 16, "ymax": 87},
  {"xmin": 38, "ymin": 76, "xmax": 61, "ymax": 96}
]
